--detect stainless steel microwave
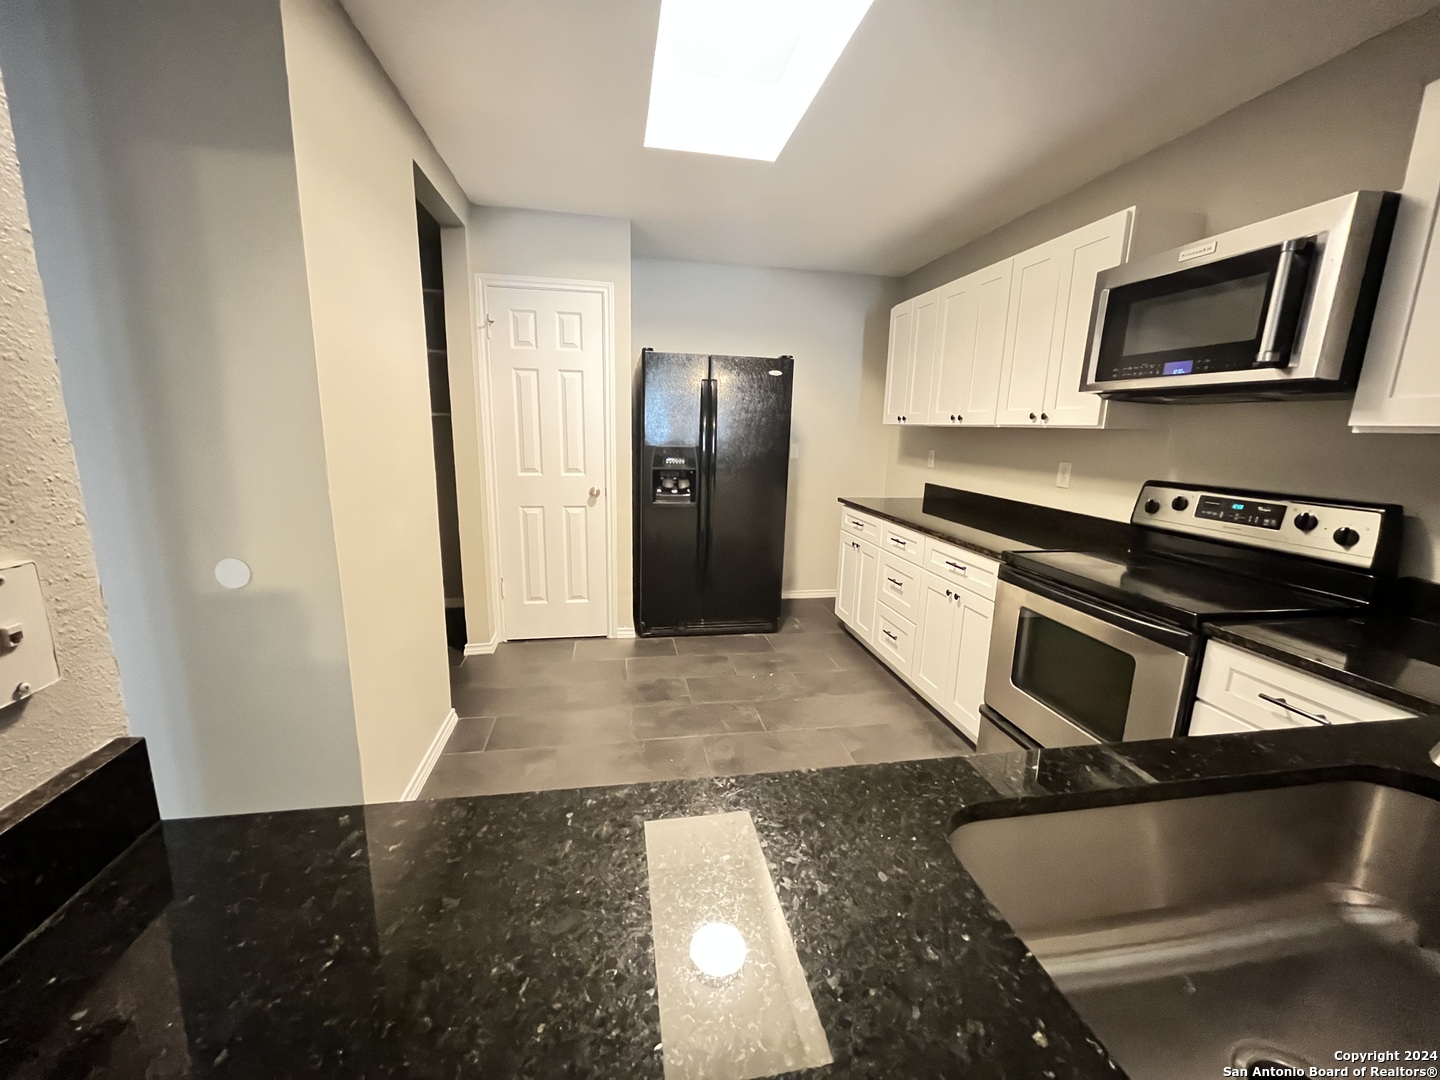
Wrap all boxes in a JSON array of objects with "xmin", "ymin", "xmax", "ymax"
[{"xmin": 1080, "ymin": 190, "xmax": 1398, "ymax": 401}]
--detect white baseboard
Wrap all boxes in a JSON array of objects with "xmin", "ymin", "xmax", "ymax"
[
  {"xmin": 463, "ymin": 634, "xmax": 500, "ymax": 656},
  {"xmin": 613, "ymin": 626, "xmax": 636, "ymax": 639},
  {"xmin": 403, "ymin": 708, "xmax": 457, "ymax": 801},
  {"xmin": 782, "ymin": 589, "xmax": 837, "ymax": 600}
]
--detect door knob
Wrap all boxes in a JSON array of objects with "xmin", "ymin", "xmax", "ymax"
[{"xmin": 589, "ymin": 486, "xmax": 601, "ymax": 497}]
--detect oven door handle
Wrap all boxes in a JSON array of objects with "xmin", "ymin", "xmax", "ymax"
[{"xmin": 999, "ymin": 567, "xmax": 1192, "ymax": 651}]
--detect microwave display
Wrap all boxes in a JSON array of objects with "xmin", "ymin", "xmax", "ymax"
[{"xmin": 1194, "ymin": 495, "xmax": 1286, "ymax": 529}]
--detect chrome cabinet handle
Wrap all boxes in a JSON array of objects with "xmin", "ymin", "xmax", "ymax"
[
  {"xmin": 1258, "ymin": 693, "xmax": 1330, "ymax": 725},
  {"xmin": 944, "ymin": 560, "xmax": 967, "ymax": 573}
]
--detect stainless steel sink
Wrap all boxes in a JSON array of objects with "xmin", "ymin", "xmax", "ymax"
[{"xmin": 951, "ymin": 781, "xmax": 1440, "ymax": 1080}]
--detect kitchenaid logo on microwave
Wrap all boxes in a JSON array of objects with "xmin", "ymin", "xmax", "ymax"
[{"xmin": 1178, "ymin": 239, "xmax": 1219, "ymax": 263}]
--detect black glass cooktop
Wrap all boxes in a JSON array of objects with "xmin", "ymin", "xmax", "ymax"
[{"xmin": 1005, "ymin": 549, "xmax": 1364, "ymax": 631}]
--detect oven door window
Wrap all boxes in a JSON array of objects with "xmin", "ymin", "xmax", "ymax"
[
  {"xmin": 1012, "ymin": 610, "xmax": 1137, "ymax": 743},
  {"xmin": 1093, "ymin": 242, "xmax": 1312, "ymax": 383}
]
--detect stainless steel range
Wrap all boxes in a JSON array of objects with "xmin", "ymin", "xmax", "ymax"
[{"xmin": 978, "ymin": 482, "xmax": 1403, "ymax": 753}]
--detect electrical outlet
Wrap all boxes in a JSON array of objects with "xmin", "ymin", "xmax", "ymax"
[
  {"xmin": 1056, "ymin": 461, "xmax": 1072, "ymax": 488},
  {"xmin": 926, "ymin": 450, "xmax": 935, "ymax": 469}
]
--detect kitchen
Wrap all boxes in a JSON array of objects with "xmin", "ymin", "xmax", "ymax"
[{"xmin": 3, "ymin": 0, "xmax": 1440, "ymax": 1075}]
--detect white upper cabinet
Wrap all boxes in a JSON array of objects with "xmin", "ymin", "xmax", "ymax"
[
  {"xmin": 1043, "ymin": 212, "xmax": 1133, "ymax": 426},
  {"xmin": 999, "ymin": 208, "xmax": 1131, "ymax": 427},
  {"xmin": 906, "ymin": 289, "xmax": 942, "ymax": 424},
  {"xmin": 996, "ymin": 236, "xmax": 1069, "ymax": 426},
  {"xmin": 933, "ymin": 259, "xmax": 1013, "ymax": 427},
  {"xmin": 884, "ymin": 206, "xmax": 1202, "ymax": 429},
  {"xmin": 1351, "ymin": 78, "xmax": 1440, "ymax": 433},
  {"xmin": 883, "ymin": 298, "xmax": 915, "ymax": 425}
]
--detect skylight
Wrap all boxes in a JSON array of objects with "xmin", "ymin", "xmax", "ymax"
[{"xmin": 643, "ymin": 0, "xmax": 876, "ymax": 162}]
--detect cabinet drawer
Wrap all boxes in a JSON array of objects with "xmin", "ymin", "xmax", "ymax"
[
  {"xmin": 1188, "ymin": 700, "xmax": 1259, "ymax": 737},
  {"xmin": 873, "ymin": 605, "xmax": 917, "ymax": 677},
  {"xmin": 877, "ymin": 552, "xmax": 921, "ymax": 621},
  {"xmin": 881, "ymin": 522, "xmax": 926, "ymax": 564},
  {"xmin": 841, "ymin": 508, "xmax": 883, "ymax": 544},
  {"xmin": 1197, "ymin": 641, "xmax": 1418, "ymax": 730},
  {"xmin": 921, "ymin": 538, "xmax": 998, "ymax": 600}
]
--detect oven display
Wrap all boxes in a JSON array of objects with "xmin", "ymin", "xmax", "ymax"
[{"xmin": 1194, "ymin": 495, "xmax": 1286, "ymax": 530}]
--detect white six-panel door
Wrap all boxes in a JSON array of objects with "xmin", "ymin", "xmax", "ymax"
[{"xmin": 485, "ymin": 284, "xmax": 608, "ymax": 639}]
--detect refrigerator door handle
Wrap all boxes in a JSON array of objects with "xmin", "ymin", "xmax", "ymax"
[{"xmin": 698, "ymin": 378, "xmax": 718, "ymax": 573}]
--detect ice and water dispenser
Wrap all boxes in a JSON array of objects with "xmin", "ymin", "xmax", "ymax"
[{"xmin": 650, "ymin": 447, "xmax": 696, "ymax": 504}]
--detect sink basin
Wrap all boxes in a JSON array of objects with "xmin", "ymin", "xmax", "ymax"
[{"xmin": 951, "ymin": 781, "xmax": 1440, "ymax": 1080}]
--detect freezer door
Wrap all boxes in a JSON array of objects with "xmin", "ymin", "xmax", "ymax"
[
  {"xmin": 701, "ymin": 355, "xmax": 794, "ymax": 629},
  {"xmin": 637, "ymin": 351, "xmax": 707, "ymax": 634}
]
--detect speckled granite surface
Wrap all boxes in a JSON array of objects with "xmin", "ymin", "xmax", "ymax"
[
  {"xmin": 5, "ymin": 716, "xmax": 1440, "ymax": 1078},
  {"xmin": 839, "ymin": 484, "xmax": 1131, "ymax": 561}
]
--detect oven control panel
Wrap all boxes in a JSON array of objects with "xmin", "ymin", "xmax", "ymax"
[{"xmin": 1131, "ymin": 483, "xmax": 1396, "ymax": 569}]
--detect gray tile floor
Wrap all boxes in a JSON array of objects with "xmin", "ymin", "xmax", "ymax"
[{"xmin": 423, "ymin": 598, "xmax": 973, "ymax": 799}]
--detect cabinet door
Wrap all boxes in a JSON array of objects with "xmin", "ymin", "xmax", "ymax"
[
  {"xmin": 853, "ymin": 540, "xmax": 880, "ymax": 643},
  {"xmin": 1043, "ymin": 209, "xmax": 1130, "ymax": 428},
  {"xmin": 934, "ymin": 260, "xmax": 1013, "ymax": 427},
  {"xmin": 906, "ymin": 289, "xmax": 941, "ymax": 423},
  {"xmin": 996, "ymin": 240, "xmax": 1063, "ymax": 426},
  {"xmin": 911, "ymin": 573, "xmax": 957, "ymax": 703},
  {"xmin": 882, "ymin": 299, "xmax": 915, "ymax": 425},
  {"xmin": 834, "ymin": 536, "xmax": 859, "ymax": 627},
  {"xmin": 942, "ymin": 588, "xmax": 994, "ymax": 742}
]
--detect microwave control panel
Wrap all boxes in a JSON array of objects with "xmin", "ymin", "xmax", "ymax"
[{"xmin": 1132, "ymin": 483, "xmax": 1396, "ymax": 569}]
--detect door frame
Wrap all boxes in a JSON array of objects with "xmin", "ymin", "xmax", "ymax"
[{"xmin": 475, "ymin": 275, "xmax": 620, "ymax": 642}]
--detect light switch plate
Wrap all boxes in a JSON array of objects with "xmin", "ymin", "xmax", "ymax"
[
  {"xmin": 926, "ymin": 450, "xmax": 935, "ymax": 468},
  {"xmin": 1056, "ymin": 462, "xmax": 1073, "ymax": 488},
  {"xmin": 0, "ymin": 558, "xmax": 60, "ymax": 707}
]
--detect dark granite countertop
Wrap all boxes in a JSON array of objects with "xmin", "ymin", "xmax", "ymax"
[
  {"xmin": 1209, "ymin": 613, "xmax": 1440, "ymax": 714},
  {"xmin": 840, "ymin": 484, "xmax": 1132, "ymax": 560},
  {"xmin": 7, "ymin": 716, "xmax": 1440, "ymax": 1078}
]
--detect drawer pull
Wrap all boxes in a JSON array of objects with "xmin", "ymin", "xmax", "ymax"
[
  {"xmin": 944, "ymin": 560, "xmax": 968, "ymax": 573},
  {"xmin": 890, "ymin": 536, "xmax": 907, "ymax": 547},
  {"xmin": 881, "ymin": 629, "xmax": 898, "ymax": 642},
  {"xmin": 850, "ymin": 520, "xmax": 864, "ymax": 529},
  {"xmin": 1257, "ymin": 693, "xmax": 1330, "ymax": 725},
  {"xmin": 886, "ymin": 577, "xmax": 904, "ymax": 588}
]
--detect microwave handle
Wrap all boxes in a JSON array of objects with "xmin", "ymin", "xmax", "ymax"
[{"xmin": 1255, "ymin": 238, "xmax": 1314, "ymax": 367}]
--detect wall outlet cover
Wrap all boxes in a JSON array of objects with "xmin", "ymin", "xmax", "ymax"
[
  {"xmin": 926, "ymin": 450, "xmax": 935, "ymax": 469},
  {"xmin": 1056, "ymin": 462, "xmax": 1073, "ymax": 488}
]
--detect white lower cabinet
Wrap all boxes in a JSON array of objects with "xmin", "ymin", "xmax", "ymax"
[
  {"xmin": 836, "ymin": 509, "xmax": 998, "ymax": 742},
  {"xmin": 940, "ymin": 587, "xmax": 993, "ymax": 742},
  {"xmin": 835, "ymin": 532, "xmax": 879, "ymax": 644},
  {"xmin": 911, "ymin": 571, "xmax": 993, "ymax": 742},
  {"xmin": 1190, "ymin": 641, "xmax": 1417, "ymax": 735}
]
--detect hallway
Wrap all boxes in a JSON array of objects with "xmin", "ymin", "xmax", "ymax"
[{"xmin": 423, "ymin": 599, "xmax": 973, "ymax": 798}]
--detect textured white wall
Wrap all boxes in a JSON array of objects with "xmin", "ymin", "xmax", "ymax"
[
  {"xmin": 0, "ymin": 71, "xmax": 127, "ymax": 808},
  {"xmin": 632, "ymin": 259, "xmax": 895, "ymax": 596},
  {"xmin": 886, "ymin": 10, "xmax": 1440, "ymax": 579}
]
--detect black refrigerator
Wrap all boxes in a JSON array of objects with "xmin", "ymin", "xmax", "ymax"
[{"xmin": 635, "ymin": 349, "xmax": 794, "ymax": 636}]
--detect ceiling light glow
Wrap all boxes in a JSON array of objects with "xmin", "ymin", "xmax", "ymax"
[
  {"xmin": 644, "ymin": 0, "xmax": 875, "ymax": 162},
  {"xmin": 689, "ymin": 921, "xmax": 748, "ymax": 979}
]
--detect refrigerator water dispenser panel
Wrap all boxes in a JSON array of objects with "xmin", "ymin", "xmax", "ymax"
[{"xmin": 651, "ymin": 447, "xmax": 697, "ymax": 504}]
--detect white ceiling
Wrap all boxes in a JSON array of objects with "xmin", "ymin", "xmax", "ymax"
[{"xmin": 341, "ymin": 0, "xmax": 1433, "ymax": 277}]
